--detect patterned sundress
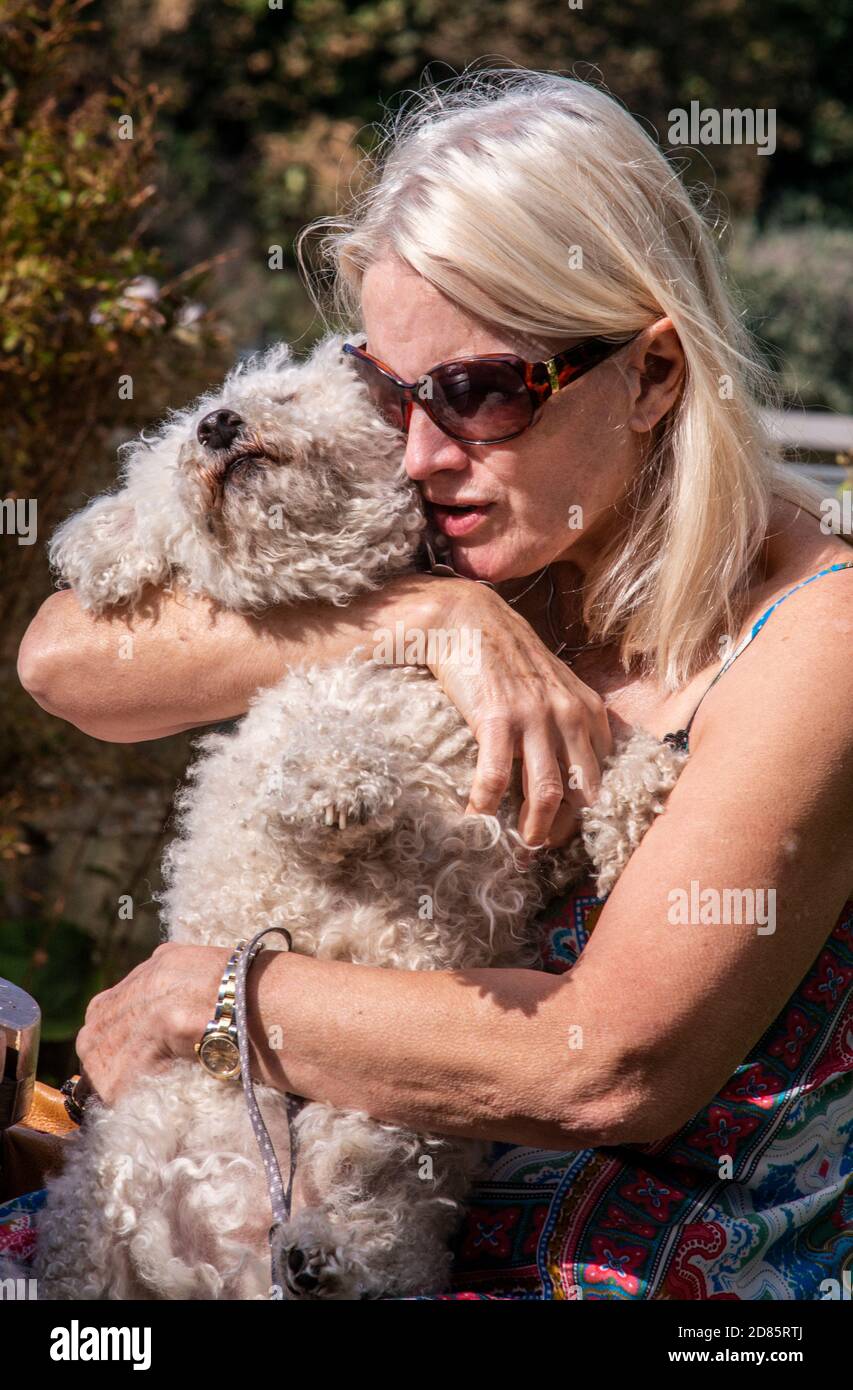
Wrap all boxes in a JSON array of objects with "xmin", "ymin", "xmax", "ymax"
[{"xmin": 1, "ymin": 563, "xmax": 851, "ymax": 1299}]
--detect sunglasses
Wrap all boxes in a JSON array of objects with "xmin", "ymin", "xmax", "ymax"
[{"xmin": 343, "ymin": 331, "xmax": 641, "ymax": 445}]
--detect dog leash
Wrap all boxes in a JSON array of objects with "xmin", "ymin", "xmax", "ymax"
[{"xmin": 233, "ymin": 927, "xmax": 304, "ymax": 1293}]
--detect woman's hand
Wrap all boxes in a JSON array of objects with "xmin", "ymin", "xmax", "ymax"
[
  {"xmin": 429, "ymin": 583, "xmax": 613, "ymax": 846},
  {"xmin": 74, "ymin": 942, "xmax": 230, "ymax": 1107}
]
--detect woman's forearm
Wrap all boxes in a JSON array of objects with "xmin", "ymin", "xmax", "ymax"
[
  {"xmin": 17, "ymin": 576, "xmax": 459, "ymax": 742},
  {"xmin": 170, "ymin": 944, "xmax": 659, "ymax": 1151}
]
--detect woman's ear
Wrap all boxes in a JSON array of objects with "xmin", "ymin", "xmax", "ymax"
[{"xmin": 626, "ymin": 317, "xmax": 685, "ymax": 433}]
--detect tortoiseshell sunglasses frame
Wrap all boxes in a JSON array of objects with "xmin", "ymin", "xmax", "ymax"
[{"xmin": 342, "ymin": 331, "xmax": 642, "ymax": 445}]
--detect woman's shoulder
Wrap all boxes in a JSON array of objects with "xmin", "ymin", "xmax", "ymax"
[
  {"xmin": 733, "ymin": 501, "xmax": 852, "ymax": 675},
  {"xmin": 585, "ymin": 501, "xmax": 851, "ymax": 748},
  {"xmin": 760, "ymin": 495, "xmax": 853, "ymax": 598},
  {"xmin": 688, "ymin": 500, "xmax": 853, "ymax": 755}
]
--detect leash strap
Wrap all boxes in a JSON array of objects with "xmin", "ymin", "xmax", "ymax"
[{"xmin": 233, "ymin": 927, "xmax": 303, "ymax": 1287}]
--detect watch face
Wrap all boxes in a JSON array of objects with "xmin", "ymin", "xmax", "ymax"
[{"xmin": 199, "ymin": 1034, "xmax": 241, "ymax": 1079}]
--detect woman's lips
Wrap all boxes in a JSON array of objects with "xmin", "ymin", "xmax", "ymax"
[{"xmin": 429, "ymin": 503, "xmax": 492, "ymax": 538}]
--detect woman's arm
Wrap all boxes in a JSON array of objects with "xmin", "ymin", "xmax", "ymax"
[
  {"xmin": 16, "ymin": 578, "xmax": 449, "ymax": 744},
  {"xmin": 76, "ymin": 571, "xmax": 853, "ymax": 1148},
  {"xmin": 17, "ymin": 575, "xmax": 611, "ymax": 842}
]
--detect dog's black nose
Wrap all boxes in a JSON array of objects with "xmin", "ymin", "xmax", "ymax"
[{"xmin": 197, "ymin": 409, "xmax": 243, "ymax": 450}]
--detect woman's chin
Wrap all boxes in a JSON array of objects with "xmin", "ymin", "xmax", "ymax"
[
  {"xmin": 446, "ymin": 540, "xmax": 525, "ymax": 585},
  {"xmin": 444, "ymin": 541, "xmax": 498, "ymax": 581},
  {"xmin": 445, "ymin": 549, "xmax": 481, "ymax": 580}
]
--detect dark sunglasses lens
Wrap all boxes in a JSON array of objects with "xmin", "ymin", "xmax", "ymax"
[
  {"xmin": 428, "ymin": 360, "xmax": 532, "ymax": 442},
  {"xmin": 348, "ymin": 351, "xmax": 406, "ymax": 431}
]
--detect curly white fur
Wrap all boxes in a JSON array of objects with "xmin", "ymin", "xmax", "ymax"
[{"xmin": 38, "ymin": 333, "xmax": 687, "ymax": 1301}]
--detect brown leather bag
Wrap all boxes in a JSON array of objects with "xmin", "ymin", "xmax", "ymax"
[{"xmin": 0, "ymin": 1079, "xmax": 78, "ymax": 1203}]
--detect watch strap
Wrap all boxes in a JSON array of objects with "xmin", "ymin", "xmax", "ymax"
[
  {"xmin": 195, "ymin": 942, "xmax": 246, "ymax": 1077},
  {"xmin": 211, "ymin": 942, "xmax": 245, "ymax": 1033}
]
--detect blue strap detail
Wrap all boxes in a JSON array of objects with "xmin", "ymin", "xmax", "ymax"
[{"xmin": 663, "ymin": 560, "xmax": 853, "ymax": 753}]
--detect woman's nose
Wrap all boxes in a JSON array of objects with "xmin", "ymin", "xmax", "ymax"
[{"xmin": 403, "ymin": 409, "xmax": 470, "ymax": 482}]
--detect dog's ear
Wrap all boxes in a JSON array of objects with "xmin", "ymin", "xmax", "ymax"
[
  {"xmin": 48, "ymin": 425, "xmax": 188, "ymax": 613},
  {"xmin": 49, "ymin": 489, "xmax": 173, "ymax": 613}
]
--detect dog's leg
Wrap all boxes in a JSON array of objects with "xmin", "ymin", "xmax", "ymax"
[{"xmin": 273, "ymin": 1104, "xmax": 483, "ymax": 1300}]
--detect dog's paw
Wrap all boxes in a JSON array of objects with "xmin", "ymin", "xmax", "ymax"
[
  {"xmin": 269, "ymin": 732, "xmax": 406, "ymax": 841},
  {"xmin": 274, "ymin": 1211, "xmax": 361, "ymax": 1300},
  {"xmin": 310, "ymin": 766, "xmax": 401, "ymax": 834}
]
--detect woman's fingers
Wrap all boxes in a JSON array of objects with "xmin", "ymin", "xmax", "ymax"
[
  {"xmin": 582, "ymin": 689, "xmax": 614, "ymax": 767},
  {"xmin": 466, "ymin": 701, "xmax": 608, "ymax": 843},
  {"xmin": 539, "ymin": 728, "xmax": 601, "ymax": 847},
  {"xmin": 518, "ymin": 729, "xmax": 567, "ymax": 845},
  {"xmin": 435, "ymin": 585, "xmax": 614, "ymax": 841},
  {"xmin": 516, "ymin": 722, "xmax": 605, "ymax": 847},
  {"xmin": 541, "ymin": 798, "xmax": 579, "ymax": 849},
  {"xmin": 564, "ymin": 726, "xmax": 602, "ymax": 807},
  {"xmin": 466, "ymin": 713, "xmax": 515, "ymax": 816}
]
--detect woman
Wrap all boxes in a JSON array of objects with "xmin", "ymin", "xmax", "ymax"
[{"xmin": 10, "ymin": 69, "xmax": 853, "ymax": 1299}]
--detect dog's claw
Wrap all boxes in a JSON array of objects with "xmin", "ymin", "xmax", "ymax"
[{"xmin": 321, "ymin": 800, "xmax": 370, "ymax": 830}]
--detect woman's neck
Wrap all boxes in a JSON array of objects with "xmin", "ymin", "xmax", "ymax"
[{"xmin": 499, "ymin": 560, "xmax": 596, "ymax": 661}]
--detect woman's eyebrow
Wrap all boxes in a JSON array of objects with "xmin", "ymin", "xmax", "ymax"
[
  {"xmin": 367, "ymin": 335, "xmax": 508, "ymax": 379},
  {"xmin": 365, "ymin": 342, "xmax": 415, "ymax": 381}
]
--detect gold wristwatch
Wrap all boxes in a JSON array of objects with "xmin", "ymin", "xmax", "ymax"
[{"xmin": 194, "ymin": 941, "xmax": 247, "ymax": 1081}]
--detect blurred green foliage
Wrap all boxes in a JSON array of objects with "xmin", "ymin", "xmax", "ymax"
[
  {"xmin": 89, "ymin": 0, "xmax": 853, "ymax": 237},
  {"xmin": 729, "ymin": 226, "xmax": 853, "ymax": 412},
  {"xmin": 0, "ymin": 917, "xmax": 101, "ymax": 1043},
  {"xmin": 0, "ymin": 0, "xmax": 230, "ymax": 1046},
  {"xmin": 77, "ymin": 0, "xmax": 853, "ymax": 387},
  {"xmin": 0, "ymin": 0, "xmax": 232, "ymax": 612}
]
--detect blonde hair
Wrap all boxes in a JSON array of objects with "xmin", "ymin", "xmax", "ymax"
[{"xmin": 297, "ymin": 66, "xmax": 833, "ymax": 687}]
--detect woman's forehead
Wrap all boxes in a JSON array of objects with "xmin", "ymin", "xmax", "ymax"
[
  {"xmin": 360, "ymin": 260, "xmax": 532, "ymax": 373},
  {"xmin": 361, "ymin": 258, "xmax": 467, "ymax": 341}
]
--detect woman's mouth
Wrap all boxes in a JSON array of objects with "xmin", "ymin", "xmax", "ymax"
[{"xmin": 429, "ymin": 502, "xmax": 492, "ymax": 538}]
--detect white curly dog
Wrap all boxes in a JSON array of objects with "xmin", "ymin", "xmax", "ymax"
[{"xmin": 38, "ymin": 333, "xmax": 686, "ymax": 1300}]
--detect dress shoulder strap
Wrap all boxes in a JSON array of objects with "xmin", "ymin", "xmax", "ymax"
[{"xmin": 662, "ymin": 560, "xmax": 853, "ymax": 754}]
